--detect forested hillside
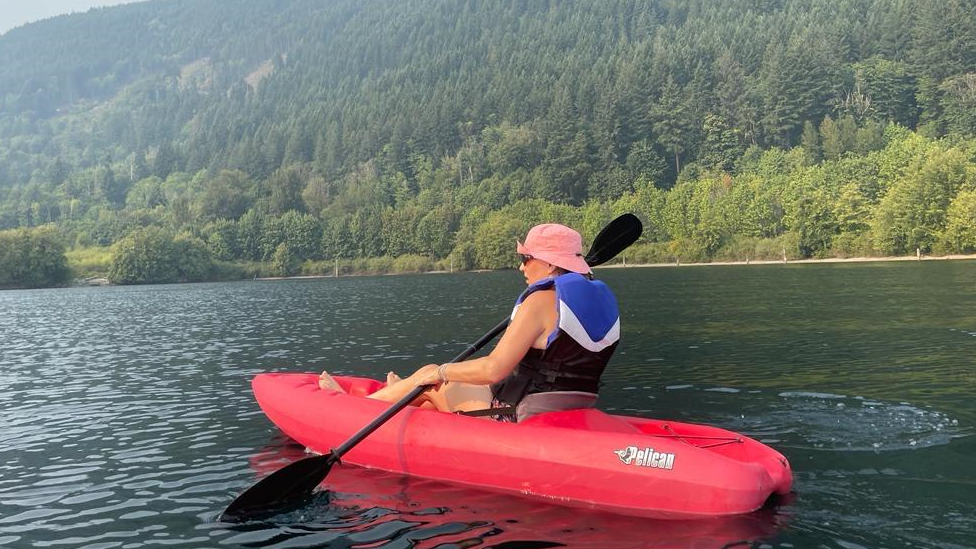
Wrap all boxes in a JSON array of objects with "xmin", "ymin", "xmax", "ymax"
[{"xmin": 1, "ymin": 0, "xmax": 975, "ymax": 286}]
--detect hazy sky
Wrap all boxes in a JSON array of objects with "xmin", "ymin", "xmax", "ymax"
[{"xmin": 0, "ymin": 0, "xmax": 144, "ymax": 35}]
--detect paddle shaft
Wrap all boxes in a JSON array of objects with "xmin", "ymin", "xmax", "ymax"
[{"xmin": 328, "ymin": 317, "xmax": 511, "ymax": 462}]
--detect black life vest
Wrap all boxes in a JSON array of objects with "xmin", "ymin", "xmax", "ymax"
[{"xmin": 491, "ymin": 273, "xmax": 620, "ymax": 406}]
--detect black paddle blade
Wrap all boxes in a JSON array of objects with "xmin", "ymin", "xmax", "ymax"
[
  {"xmin": 220, "ymin": 453, "xmax": 335, "ymax": 523},
  {"xmin": 585, "ymin": 213, "xmax": 643, "ymax": 267}
]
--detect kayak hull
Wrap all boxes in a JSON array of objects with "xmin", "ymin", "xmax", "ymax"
[{"xmin": 252, "ymin": 373, "xmax": 792, "ymax": 519}]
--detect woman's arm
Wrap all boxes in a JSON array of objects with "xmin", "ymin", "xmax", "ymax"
[{"xmin": 406, "ymin": 290, "xmax": 556, "ymax": 386}]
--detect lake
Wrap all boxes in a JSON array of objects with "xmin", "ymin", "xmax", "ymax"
[{"xmin": 1, "ymin": 261, "xmax": 973, "ymax": 548}]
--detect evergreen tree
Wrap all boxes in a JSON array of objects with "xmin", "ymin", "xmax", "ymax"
[
  {"xmin": 800, "ymin": 121, "xmax": 821, "ymax": 165},
  {"xmin": 652, "ymin": 75, "xmax": 692, "ymax": 175},
  {"xmin": 626, "ymin": 139, "xmax": 669, "ymax": 188},
  {"xmin": 700, "ymin": 113, "xmax": 741, "ymax": 171},
  {"xmin": 267, "ymin": 166, "xmax": 308, "ymax": 215},
  {"xmin": 759, "ymin": 43, "xmax": 802, "ymax": 147},
  {"xmin": 153, "ymin": 142, "xmax": 179, "ymax": 180}
]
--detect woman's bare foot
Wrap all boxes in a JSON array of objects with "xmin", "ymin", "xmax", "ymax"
[
  {"xmin": 318, "ymin": 371, "xmax": 344, "ymax": 392},
  {"xmin": 386, "ymin": 371, "xmax": 402, "ymax": 386}
]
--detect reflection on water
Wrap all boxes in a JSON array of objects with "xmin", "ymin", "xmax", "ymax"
[
  {"xmin": 207, "ymin": 437, "xmax": 786, "ymax": 549},
  {"xmin": 1, "ymin": 262, "xmax": 974, "ymax": 548}
]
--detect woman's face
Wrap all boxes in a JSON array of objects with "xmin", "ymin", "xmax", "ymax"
[{"xmin": 519, "ymin": 256, "xmax": 556, "ymax": 285}]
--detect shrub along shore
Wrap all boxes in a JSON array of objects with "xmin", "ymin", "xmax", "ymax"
[
  {"xmin": 4, "ymin": 240, "xmax": 974, "ymax": 291},
  {"xmin": 608, "ymin": 253, "xmax": 976, "ymax": 269},
  {"xmin": 63, "ymin": 247, "xmax": 976, "ymax": 288}
]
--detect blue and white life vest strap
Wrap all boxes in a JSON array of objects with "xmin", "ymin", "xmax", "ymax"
[{"xmin": 510, "ymin": 277, "xmax": 556, "ymax": 319}]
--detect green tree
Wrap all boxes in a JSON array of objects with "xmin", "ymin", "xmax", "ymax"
[
  {"xmin": 652, "ymin": 76, "xmax": 692, "ymax": 175},
  {"xmin": 851, "ymin": 57, "xmax": 917, "ymax": 127},
  {"xmin": 272, "ymin": 242, "xmax": 300, "ymax": 277},
  {"xmin": 200, "ymin": 170, "xmax": 254, "ymax": 221},
  {"xmin": 267, "ymin": 166, "xmax": 308, "ymax": 216},
  {"xmin": 203, "ymin": 219, "xmax": 240, "ymax": 261},
  {"xmin": 940, "ymin": 74, "xmax": 976, "ymax": 137},
  {"xmin": 109, "ymin": 227, "xmax": 178, "ymax": 285},
  {"xmin": 153, "ymin": 142, "xmax": 180, "ymax": 179},
  {"xmin": 280, "ymin": 211, "xmax": 322, "ymax": 261},
  {"xmin": 95, "ymin": 165, "xmax": 127, "ymax": 206},
  {"xmin": 759, "ymin": 43, "xmax": 803, "ymax": 147},
  {"xmin": 821, "ymin": 115, "xmax": 857, "ymax": 160},
  {"xmin": 485, "ymin": 122, "xmax": 542, "ymax": 175},
  {"xmin": 381, "ymin": 206, "xmax": 421, "ymax": 257},
  {"xmin": 236, "ymin": 209, "xmax": 265, "ymax": 261},
  {"xmin": 800, "ymin": 121, "xmax": 821, "ymax": 165},
  {"xmin": 911, "ymin": 0, "xmax": 976, "ymax": 128},
  {"xmin": 853, "ymin": 119, "xmax": 885, "ymax": 155},
  {"xmin": 415, "ymin": 206, "xmax": 455, "ymax": 258},
  {"xmin": 471, "ymin": 213, "xmax": 529, "ymax": 269},
  {"xmin": 833, "ymin": 182, "xmax": 871, "ymax": 236},
  {"xmin": 940, "ymin": 189, "xmax": 976, "ymax": 252},
  {"xmin": 784, "ymin": 176, "xmax": 838, "ymax": 257},
  {"xmin": 0, "ymin": 226, "xmax": 71, "ymax": 288},
  {"xmin": 126, "ymin": 176, "xmax": 165, "ymax": 210},
  {"xmin": 713, "ymin": 49, "xmax": 757, "ymax": 147},
  {"xmin": 871, "ymin": 147, "xmax": 975, "ymax": 254},
  {"xmin": 699, "ymin": 113, "xmax": 741, "ymax": 172},
  {"xmin": 172, "ymin": 232, "xmax": 213, "ymax": 282},
  {"xmin": 301, "ymin": 174, "xmax": 333, "ymax": 216},
  {"xmin": 544, "ymin": 88, "xmax": 592, "ymax": 203},
  {"xmin": 322, "ymin": 216, "xmax": 354, "ymax": 260},
  {"xmin": 625, "ymin": 139, "xmax": 668, "ymax": 188}
]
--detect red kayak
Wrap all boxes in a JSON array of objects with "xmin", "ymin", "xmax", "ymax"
[{"xmin": 252, "ymin": 373, "xmax": 792, "ymax": 519}]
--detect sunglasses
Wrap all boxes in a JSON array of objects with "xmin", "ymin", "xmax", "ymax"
[{"xmin": 518, "ymin": 254, "xmax": 534, "ymax": 265}]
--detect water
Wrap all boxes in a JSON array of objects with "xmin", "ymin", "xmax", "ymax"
[{"xmin": 1, "ymin": 261, "xmax": 973, "ymax": 548}]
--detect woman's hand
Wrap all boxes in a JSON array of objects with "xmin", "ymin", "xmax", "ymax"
[{"xmin": 406, "ymin": 364, "xmax": 443, "ymax": 388}]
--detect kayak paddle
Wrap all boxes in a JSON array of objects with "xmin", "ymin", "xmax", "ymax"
[
  {"xmin": 219, "ymin": 213, "xmax": 643, "ymax": 522},
  {"xmin": 584, "ymin": 213, "xmax": 643, "ymax": 268},
  {"xmin": 219, "ymin": 317, "xmax": 509, "ymax": 522}
]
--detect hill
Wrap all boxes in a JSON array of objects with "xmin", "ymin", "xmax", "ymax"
[{"xmin": 0, "ymin": 0, "xmax": 975, "ymax": 286}]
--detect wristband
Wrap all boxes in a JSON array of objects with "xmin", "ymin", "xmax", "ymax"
[{"xmin": 437, "ymin": 363, "xmax": 449, "ymax": 383}]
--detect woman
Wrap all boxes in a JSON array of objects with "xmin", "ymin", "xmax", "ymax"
[{"xmin": 319, "ymin": 222, "xmax": 620, "ymax": 422}]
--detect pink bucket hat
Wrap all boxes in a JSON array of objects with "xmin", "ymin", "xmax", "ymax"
[{"xmin": 517, "ymin": 223, "xmax": 591, "ymax": 274}]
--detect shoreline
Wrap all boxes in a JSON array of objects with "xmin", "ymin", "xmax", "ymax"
[
  {"xmin": 252, "ymin": 253, "xmax": 976, "ymax": 282},
  {"xmin": 4, "ymin": 252, "xmax": 968, "ymax": 289},
  {"xmin": 602, "ymin": 253, "xmax": 976, "ymax": 269}
]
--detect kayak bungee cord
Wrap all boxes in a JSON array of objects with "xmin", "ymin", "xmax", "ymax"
[{"xmin": 659, "ymin": 423, "xmax": 744, "ymax": 449}]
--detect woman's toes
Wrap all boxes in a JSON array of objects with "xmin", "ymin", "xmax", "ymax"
[{"xmin": 318, "ymin": 371, "xmax": 343, "ymax": 391}]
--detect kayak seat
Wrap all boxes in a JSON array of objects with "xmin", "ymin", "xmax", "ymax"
[{"xmin": 519, "ymin": 407, "xmax": 641, "ymax": 434}]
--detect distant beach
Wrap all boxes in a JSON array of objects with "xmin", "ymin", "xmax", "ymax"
[
  {"xmin": 246, "ymin": 253, "xmax": 976, "ymax": 282},
  {"xmin": 600, "ymin": 253, "xmax": 976, "ymax": 269}
]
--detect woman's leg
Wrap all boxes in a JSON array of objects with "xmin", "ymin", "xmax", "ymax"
[
  {"xmin": 318, "ymin": 370, "xmax": 400, "ymax": 392},
  {"xmin": 319, "ymin": 370, "xmax": 491, "ymax": 413},
  {"xmin": 421, "ymin": 382, "xmax": 492, "ymax": 413},
  {"xmin": 320, "ymin": 370, "xmax": 436, "ymax": 407}
]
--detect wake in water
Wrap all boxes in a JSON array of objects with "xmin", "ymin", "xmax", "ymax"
[{"xmin": 650, "ymin": 385, "xmax": 969, "ymax": 452}]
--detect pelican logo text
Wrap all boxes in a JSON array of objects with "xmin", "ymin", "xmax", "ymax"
[{"xmin": 613, "ymin": 446, "xmax": 675, "ymax": 470}]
